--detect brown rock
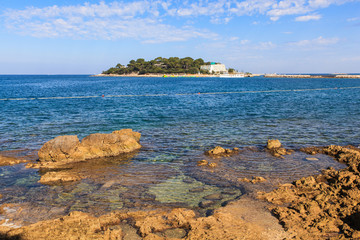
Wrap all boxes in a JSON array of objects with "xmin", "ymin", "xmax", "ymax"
[
  {"xmin": 37, "ymin": 129, "xmax": 141, "ymax": 167},
  {"xmin": 0, "ymin": 154, "xmax": 28, "ymax": 166},
  {"xmin": 251, "ymin": 176, "xmax": 267, "ymax": 184},
  {"xmin": 206, "ymin": 146, "xmax": 226, "ymax": 155},
  {"xmin": 267, "ymin": 139, "xmax": 282, "ymax": 149},
  {"xmin": 203, "ymin": 193, "xmax": 223, "ymax": 200},
  {"xmin": 197, "ymin": 160, "xmax": 208, "ymax": 166},
  {"xmin": 208, "ymin": 162, "xmax": 217, "ymax": 168},
  {"xmin": 38, "ymin": 171, "xmax": 82, "ymax": 184}
]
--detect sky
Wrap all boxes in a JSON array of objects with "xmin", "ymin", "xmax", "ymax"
[{"xmin": 0, "ymin": 0, "xmax": 359, "ymax": 74}]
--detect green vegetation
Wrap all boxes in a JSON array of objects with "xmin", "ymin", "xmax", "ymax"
[{"xmin": 102, "ymin": 57, "xmax": 211, "ymax": 75}]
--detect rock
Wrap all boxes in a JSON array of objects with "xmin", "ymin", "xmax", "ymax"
[
  {"xmin": 306, "ymin": 157, "xmax": 319, "ymax": 161},
  {"xmin": 205, "ymin": 146, "xmax": 239, "ymax": 157},
  {"xmin": 38, "ymin": 171, "xmax": 82, "ymax": 184},
  {"xmin": 260, "ymin": 145, "xmax": 360, "ymax": 239},
  {"xmin": 266, "ymin": 140, "xmax": 292, "ymax": 158},
  {"xmin": 203, "ymin": 193, "xmax": 223, "ymax": 200},
  {"xmin": 37, "ymin": 129, "xmax": 141, "ymax": 166},
  {"xmin": 251, "ymin": 176, "xmax": 266, "ymax": 184},
  {"xmin": 0, "ymin": 154, "xmax": 28, "ymax": 166},
  {"xmin": 208, "ymin": 162, "xmax": 217, "ymax": 168},
  {"xmin": 189, "ymin": 187, "xmax": 205, "ymax": 193},
  {"xmin": 199, "ymin": 200, "xmax": 216, "ymax": 208},
  {"xmin": 206, "ymin": 146, "xmax": 226, "ymax": 155},
  {"xmin": 162, "ymin": 228, "xmax": 187, "ymax": 239},
  {"xmin": 221, "ymin": 190, "xmax": 238, "ymax": 195},
  {"xmin": 267, "ymin": 139, "xmax": 282, "ymax": 149},
  {"xmin": 0, "ymin": 194, "xmax": 2, "ymax": 199},
  {"xmin": 197, "ymin": 160, "xmax": 208, "ymax": 166},
  {"xmin": 238, "ymin": 177, "xmax": 251, "ymax": 183}
]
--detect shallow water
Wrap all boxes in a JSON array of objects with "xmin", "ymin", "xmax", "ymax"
[{"xmin": 0, "ymin": 75, "xmax": 358, "ymax": 225}]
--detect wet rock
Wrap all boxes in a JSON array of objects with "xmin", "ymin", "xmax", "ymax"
[
  {"xmin": 208, "ymin": 162, "xmax": 217, "ymax": 168},
  {"xmin": 199, "ymin": 200, "xmax": 216, "ymax": 208},
  {"xmin": 266, "ymin": 140, "xmax": 292, "ymax": 158},
  {"xmin": 205, "ymin": 146, "xmax": 239, "ymax": 157},
  {"xmin": 203, "ymin": 193, "xmax": 223, "ymax": 200},
  {"xmin": 189, "ymin": 187, "xmax": 205, "ymax": 193},
  {"xmin": 182, "ymin": 178, "xmax": 194, "ymax": 184},
  {"xmin": 267, "ymin": 139, "xmax": 282, "ymax": 149},
  {"xmin": 38, "ymin": 171, "xmax": 82, "ymax": 184},
  {"xmin": 0, "ymin": 154, "xmax": 27, "ymax": 166},
  {"xmin": 238, "ymin": 177, "xmax": 251, "ymax": 183},
  {"xmin": 37, "ymin": 129, "xmax": 141, "ymax": 167},
  {"xmin": 221, "ymin": 190, "xmax": 238, "ymax": 195},
  {"xmin": 197, "ymin": 159, "xmax": 208, "ymax": 166},
  {"xmin": 206, "ymin": 146, "xmax": 226, "ymax": 155},
  {"xmin": 251, "ymin": 176, "xmax": 266, "ymax": 184},
  {"xmin": 306, "ymin": 157, "xmax": 319, "ymax": 161}
]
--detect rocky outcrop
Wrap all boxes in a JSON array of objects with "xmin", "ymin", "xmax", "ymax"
[
  {"xmin": 1, "ymin": 204, "xmax": 286, "ymax": 240},
  {"xmin": 36, "ymin": 129, "xmax": 141, "ymax": 167},
  {"xmin": 266, "ymin": 139, "xmax": 293, "ymax": 158},
  {"xmin": 205, "ymin": 146, "xmax": 239, "ymax": 157},
  {"xmin": 259, "ymin": 145, "xmax": 360, "ymax": 239},
  {"xmin": 38, "ymin": 171, "xmax": 82, "ymax": 185}
]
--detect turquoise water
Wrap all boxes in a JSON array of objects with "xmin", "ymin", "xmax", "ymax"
[
  {"xmin": 1, "ymin": 75, "xmax": 360, "ymax": 151},
  {"xmin": 0, "ymin": 75, "xmax": 359, "ymax": 224}
]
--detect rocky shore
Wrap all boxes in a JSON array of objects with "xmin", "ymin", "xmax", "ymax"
[{"xmin": 1, "ymin": 136, "xmax": 360, "ymax": 239}]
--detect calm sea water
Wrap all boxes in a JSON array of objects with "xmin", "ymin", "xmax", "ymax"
[{"xmin": 0, "ymin": 75, "xmax": 359, "ymax": 224}]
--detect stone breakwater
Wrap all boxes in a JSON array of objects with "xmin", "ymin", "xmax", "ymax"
[{"xmin": 264, "ymin": 74, "xmax": 360, "ymax": 78}]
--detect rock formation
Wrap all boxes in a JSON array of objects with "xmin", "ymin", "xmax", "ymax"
[
  {"xmin": 266, "ymin": 139, "xmax": 293, "ymax": 158},
  {"xmin": 259, "ymin": 145, "xmax": 360, "ymax": 239},
  {"xmin": 0, "ymin": 154, "xmax": 28, "ymax": 166},
  {"xmin": 205, "ymin": 146, "xmax": 239, "ymax": 157},
  {"xmin": 36, "ymin": 129, "xmax": 141, "ymax": 168}
]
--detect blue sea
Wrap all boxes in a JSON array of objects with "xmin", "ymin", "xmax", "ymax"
[{"xmin": 0, "ymin": 75, "xmax": 359, "ymax": 224}]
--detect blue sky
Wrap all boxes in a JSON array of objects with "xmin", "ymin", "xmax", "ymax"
[{"xmin": 0, "ymin": 0, "xmax": 359, "ymax": 74}]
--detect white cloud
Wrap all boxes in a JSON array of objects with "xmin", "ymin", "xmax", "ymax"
[
  {"xmin": 2, "ymin": 0, "xmax": 359, "ymax": 41},
  {"xmin": 347, "ymin": 17, "xmax": 360, "ymax": 22},
  {"xmin": 288, "ymin": 36, "xmax": 339, "ymax": 47},
  {"xmin": 295, "ymin": 14, "xmax": 321, "ymax": 21},
  {"xmin": 2, "ymin": 1, "xmax": 218, "ymax": 43}
]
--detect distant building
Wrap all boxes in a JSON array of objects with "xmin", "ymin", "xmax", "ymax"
[{"xmin": 200, "ymin": 63, "xmax": 227, "ymax": 74}]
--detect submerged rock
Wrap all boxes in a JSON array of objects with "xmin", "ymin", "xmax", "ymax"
[
  {"xmin": 37, "ymin": 129, "xmax": 141, "ymax": 167},
  {"xmin": 38, "ymin": 171, "xmax": 82, "ymax": 185},
  {"xmin": 0, "ymin": 154, "xmax": 28, "ymax": 166}
]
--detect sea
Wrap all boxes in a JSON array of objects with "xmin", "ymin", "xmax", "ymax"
[{"xmin": 0, "ymin": 75, "xmax": 359, "ymax": 225}]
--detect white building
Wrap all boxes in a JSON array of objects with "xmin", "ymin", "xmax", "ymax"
[{"xmin": 200, "ymin": 63, "xmax": 227, "ymax": 74}]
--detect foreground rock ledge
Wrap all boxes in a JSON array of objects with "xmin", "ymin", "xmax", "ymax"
[
  {"xmin": 36, "ymin": 129, "xmax": 141, "ymax": 167},
  {"xmin": 259, "ymin": 145, "xmax": 360, "ymax": 239}
]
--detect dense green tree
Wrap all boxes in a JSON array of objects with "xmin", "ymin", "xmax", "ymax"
[{"xmin": 102, "ymin": 57, "xmax": 226, "ymax": 75}]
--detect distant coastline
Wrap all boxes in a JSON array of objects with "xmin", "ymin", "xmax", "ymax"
[
  {"xmin": 264, "ymin": 73, "xmax": 360, "ymax": 78},
  {"xmin": 93, "ymin": 73, "xmax": 360, "ymax": 78}
]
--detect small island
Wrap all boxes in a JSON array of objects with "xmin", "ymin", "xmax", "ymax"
[{"xmin": 97, "ymin": 57, "xmax": 249, "ymax": 77}]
